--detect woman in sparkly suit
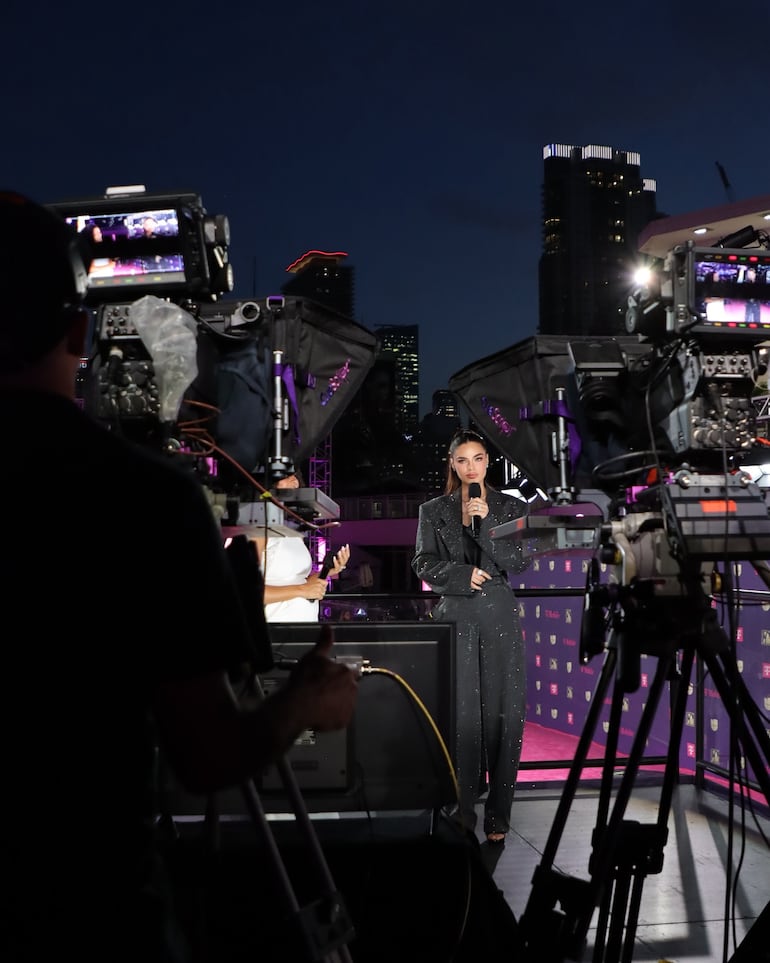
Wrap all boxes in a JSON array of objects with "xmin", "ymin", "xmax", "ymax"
[{"xmin": 412, "ymin": 429, "xmax": 531, "ymax": 843}]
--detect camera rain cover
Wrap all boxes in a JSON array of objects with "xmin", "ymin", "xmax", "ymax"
[
  {"xmin": 279, "ymin": 297, "xmax": 378, "ymax": 462},
  {"xmin": 186, "ymin": 296, "xmax": 378, "ymax": 472},
  {"xmin": 448, "ymin": 335, "xmax": 651, "ymax": 493}
]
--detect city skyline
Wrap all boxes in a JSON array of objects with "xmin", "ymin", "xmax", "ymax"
[{"xmin": 3, "ymin": 3, "xmax": 769, "ymax": 417}]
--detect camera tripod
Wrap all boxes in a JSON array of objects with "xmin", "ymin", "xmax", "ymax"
[
  {"xmin": 517, "ymin": 570, "xmax": 770, "ymax": 963},
  {"xmin": 190, "ymin": 663, "xmax": 356, "ymax": 963}
]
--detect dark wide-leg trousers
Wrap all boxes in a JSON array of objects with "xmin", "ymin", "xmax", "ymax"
[{"xmin": 440, "ymin": 582, "xmax": 526, "ymax": 835}]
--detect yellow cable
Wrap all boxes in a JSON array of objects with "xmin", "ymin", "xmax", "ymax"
[{"xmin": 361, "ymin": 665, "xmax": 460, "ymax": 803}]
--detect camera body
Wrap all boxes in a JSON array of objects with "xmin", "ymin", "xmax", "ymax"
[
  {"xmin": 575, "ymin": 241, "xmax": 770, "ymax": 657},
  {"xmin": 48, "ymin": 186, "xmax": 240, "ymax": 444},
  {"xmin": 47, "ymin": 186, "xmax": 378, "ymax": 510},
  {"xmin": 454, "ymin": 235, "xmax": 770, "ymax": 661}
]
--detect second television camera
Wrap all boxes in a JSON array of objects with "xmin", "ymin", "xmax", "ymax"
[{"xmin": 450, "ymin": 234, "xmax": 770, "ymax": 661}]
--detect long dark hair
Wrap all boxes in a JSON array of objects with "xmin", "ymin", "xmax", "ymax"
[{"xmin": 444, "ymin": 428, "xmax": 488, "ymax": 495}]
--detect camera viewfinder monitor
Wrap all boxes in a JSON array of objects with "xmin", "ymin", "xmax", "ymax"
[
  {"xmin": 687, "ymin": 247, "xmax": 770, "ymax": 338},
  {"xmin": 48, "ymin": 192, "xmax": 216, "ymax": 303}
]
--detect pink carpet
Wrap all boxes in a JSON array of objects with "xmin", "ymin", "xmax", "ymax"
[
  {"xmin": 519, "ymin": 720, "xmax": 624, "ymax": 782},
  {"xmin": 518, "ymin": 723, "xmax": 766, "ymax": 808}
]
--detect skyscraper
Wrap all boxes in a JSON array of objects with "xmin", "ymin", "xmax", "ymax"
[
  {"xmin": 373, "ymin": 324, "xmax": 419, "ymax": 437},
  {"xmin": 431, "ymin": 389, "xmax": 459, "ymax": 420},
  {"xmin": 539, "ymin": 143, "xmax": 658, "ymax": 336},
  {"xmin": 413, "ymin": 390, "xmax": 462, "ymax": 494},
  {"xmin": 281, "ymin": 249, "xmax": 355, "ymax": 319}
]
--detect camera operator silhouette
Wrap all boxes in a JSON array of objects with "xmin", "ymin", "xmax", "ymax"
[{"xmin": 0, "ymin": 190, "xmax": 358, "ymax": 963}]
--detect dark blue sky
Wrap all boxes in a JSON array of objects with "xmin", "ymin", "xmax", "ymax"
[{"xmin": 3, "ymin": 1, "xmax": 769, "ymax": 416}]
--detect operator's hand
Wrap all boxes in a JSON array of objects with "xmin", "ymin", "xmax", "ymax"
[
  {"xmin": 329, "ymin": 544, "xmax": 350, "ymax": 577},
  {"xmin": 289, "ymin": 625, "xmax": 359, "ymax": 730}
]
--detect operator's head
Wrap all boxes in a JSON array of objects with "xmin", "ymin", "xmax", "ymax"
[{"xmin": 0, "ymin": 190, "xmax": 91, "ymax": 378}]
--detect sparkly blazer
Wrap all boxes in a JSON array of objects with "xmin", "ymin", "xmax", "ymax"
[{"xmin": 412, "ymin": 487, "xmax": 531, "ymax": 597}]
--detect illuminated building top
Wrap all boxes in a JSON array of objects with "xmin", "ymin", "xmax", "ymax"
[{"xmin": 285, "ymin": 250, "xmax": 349, "ymax": 274}]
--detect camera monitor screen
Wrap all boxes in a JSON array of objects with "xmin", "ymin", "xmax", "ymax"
[
  {"xmin": 61, "ymin": 206, "xmax": 187, "ymax": 293},
  {"xmin": 692, "ymin": 248, "xmax": 770, "ymax": 336}
]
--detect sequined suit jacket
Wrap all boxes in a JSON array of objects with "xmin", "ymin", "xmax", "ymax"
[{"xmin": 412, "ymin": 487, "xmax": 530, "ymax": 597}]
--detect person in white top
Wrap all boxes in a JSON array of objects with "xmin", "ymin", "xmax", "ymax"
[{"xmin": 252, "ymin": 472, "xmax": 350, "ymax": 622}]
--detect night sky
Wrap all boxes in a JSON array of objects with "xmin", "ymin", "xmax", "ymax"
[{"xmin": 3, "ymin": 1, "xmax": 769, "ymax": 417}]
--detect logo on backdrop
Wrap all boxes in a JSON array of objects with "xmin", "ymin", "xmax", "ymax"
[{"xmin": 320, "ymin": 358, "xmax": 351, "ymax": 406}]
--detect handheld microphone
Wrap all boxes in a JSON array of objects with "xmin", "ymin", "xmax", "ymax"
[
  {"xmin": 318, "ymin": 550, "xmax": 337, "ymax": 580},
  {"xmin": 308, "ymin": 550, "xmax": 336, "ymax": 606},
  {"xmin": 468, "ymin": 483, "xmax": 481, "ymax": 537}
]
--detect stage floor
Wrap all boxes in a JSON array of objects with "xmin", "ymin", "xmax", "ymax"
[
  {"xmin": 474, "ymin": 777, "xmax": 770, "ymax": 963},
  {"xmin": 162, "ymin": 718, "xmax": 770, "ymax": 961},
  {"xmin": 166, "ymin": 773, "xmax": 769, "ymax": 963}
]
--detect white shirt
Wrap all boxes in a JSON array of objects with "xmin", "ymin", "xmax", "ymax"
[{"xmin": 261, "ymin": 534, "xmax": 318, "ymax": 622}]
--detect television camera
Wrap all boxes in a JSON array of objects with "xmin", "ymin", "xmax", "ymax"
[
  {"xmin": 48, "ymin": 186, "xmax": 378, "ymax": 525},
  {"xmin": 453, "ymin": 230, "xmax": 770, "ymax": 688},
  {"xmin": 451, "ymin": 231, "xmax": 770, "ymax": 587},
  {"xmin": 450, "ymin": 229, "xmax": 770, "ymax": 961}
]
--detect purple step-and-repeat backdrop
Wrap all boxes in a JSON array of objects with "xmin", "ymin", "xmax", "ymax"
[
  {"xmin": 513, "ymin": 552, "xmax": 770, "ymax": 789},
  {"xmin": 700, "ymin": 561, "xmax": 770, "ymax": 787}
]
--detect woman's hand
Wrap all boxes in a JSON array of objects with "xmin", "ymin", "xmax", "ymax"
[
  {"xmin": 470, "ymin": 566, "xmax": 490, "ymax": 591},
  {"xmin": 468, "ymin": 495, "xmax": 488, "ymax": 519},
  {"xmin": 462, "ymin": 495, "xmax": 489, "ymax": 528},
  {"xmin": 329, "ymin": 544, "xmax": 350, "ymax": 578},
  {"xmin": 302, "ymin": 577, "xmax": 328, "ymax": 601}
]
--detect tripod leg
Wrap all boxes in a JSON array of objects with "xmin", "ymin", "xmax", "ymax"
[
  {"xmin": 540, "ymin": 643, "xmax": 619, "ymax": 868},
  {"xmin": 592, "ymin": 873, "xmax": 646, "ymax": 963},
  {"xmin": 519, "ymin": 643, "xmax": 620, "ymax": 960},
  {"xmin": 522, "ymin": 642, "xmax": 693, "ymax": 963},
  {"xmin": 589, "ymin": 638, "xmax": 642, "ymax": 961},
  {"xmin": 239, "ymin": 776, "xmax": 355, "ymax": 963},
  {"xmin": 595, "ymin": 651, "xmax": 626, "ymax": 833},
  {"xmin": 229, "ymin": 673, "xmax": 356, "ymax": 963},
  {"xmin": 603, "ymin": 873, "xmax": 631, "ymax": 963},
  {"xmin": 621, "ymin": 875, "xmax": 646, "ymax": 962},
  {"xmin": 589, "ymin": 647, "xmax": 694, "ymax": 963},
  {"xmin": 585, "ymin": 647, "xmax": 675, "ymax": 891}
]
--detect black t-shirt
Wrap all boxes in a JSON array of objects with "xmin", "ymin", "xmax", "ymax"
[{"xmin": 0, "ymin": 389, "xmax": 259, "ymax": 961}]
